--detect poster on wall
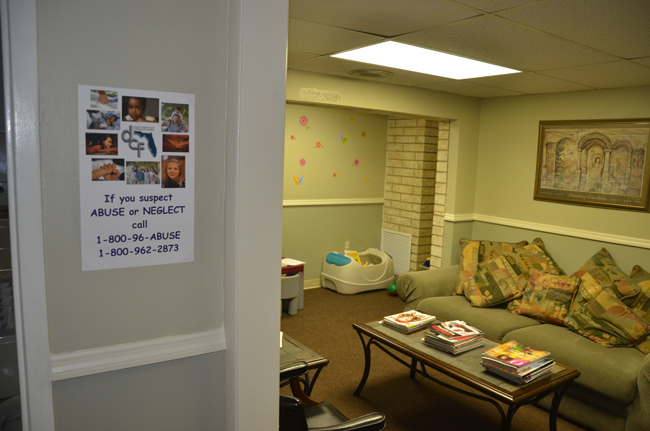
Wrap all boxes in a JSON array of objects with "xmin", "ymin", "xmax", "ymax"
[{"xmin": 78, "ymin": 85, "xmax": 195, "ymax": 271}]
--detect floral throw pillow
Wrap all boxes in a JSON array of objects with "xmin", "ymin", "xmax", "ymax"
[
  {"xmin": 454, "ymin": 239, "xmax": 528, "ymax": 296},
  {"xmin": 570, "ymin": 248, "xmax": 641, "ymax": 313},
  {"xmin": 564, "ymin": 287, "xmax": 650, "ymax": 347},
  {"xmin": 512, "ymin": 269, "xmax": 581, "ymax": 325},
  {"xmin": 465, "ymin": 255, "xmax": 526, "ymax": 307},
  {"xmin": 464, "ymin": 241, "xmax": 565, "ymax": 308},
  {"xmin": 629, "ymin": 265, "xmax": 650, "ymax": 354}
]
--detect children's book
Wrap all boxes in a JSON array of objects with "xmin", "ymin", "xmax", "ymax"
[{"xmin": 481, "ymin": 340, "xmax": 550, "ymax": 372}]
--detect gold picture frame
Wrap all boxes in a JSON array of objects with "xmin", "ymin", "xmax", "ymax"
[{"xmin": 534, "ymin": 118, "xmax": 650, "ymax": 212}]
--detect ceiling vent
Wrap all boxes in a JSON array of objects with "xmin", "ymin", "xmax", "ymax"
[{"xmin": 347, "ymin": 69, "xmax": 393, "ymax": 78}]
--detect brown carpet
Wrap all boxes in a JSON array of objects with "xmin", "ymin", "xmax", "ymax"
[{"xmin": 281, "ymin": 287, "xmax": 587, "ymax": 431}]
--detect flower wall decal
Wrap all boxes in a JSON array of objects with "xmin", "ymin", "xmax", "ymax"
[
  {"xmin": 300, "ymin": 158, "xmax": 306, "ymax": 166},
  {"xmin": 299, "ymin": 116, "xmax": 308, "ymax": 126}
]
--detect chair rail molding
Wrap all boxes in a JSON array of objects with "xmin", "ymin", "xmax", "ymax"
[
  {"xmin": 444, "ymin": 213, "xmax": 650, "ymax": 249},
  {"xmin": 283, "ymin": 198, "xmax": 384, "ymax": 207},
  {"xmin": 50, "ymin": 328, "xmax": 227, "ymax": 381}
]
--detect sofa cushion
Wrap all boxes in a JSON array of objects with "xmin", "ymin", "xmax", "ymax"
[
  {"xmin": 564, "ymin": 288, "xmax": 650, "ymax": 347},
  {"xmin": 630, "ymin": 265, "xmax": 650, "ymax": 354},
  {"xmin": 455, "ymin": 239, "xmax": 528, "ymax": 295},
  {"xmin": 415, "ymin": 295, "xmax": 540, "ymax": 340},
  {"xmin": 570, "ymin": 248, "xmax": 641, "ymax": 312},
  {"xmin": 462, "ymin": 241, "xmax": 565, "ymax": 308},
  {"xmin": 512, "ymin": 269, "xmax": 581, "ymax": 325},
  {"xmin": 505, "ymin": 324, "xmax": 646, "ymax": 404}
]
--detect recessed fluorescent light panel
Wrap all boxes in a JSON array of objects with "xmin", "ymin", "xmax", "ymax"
[{"xmin": 332, "ymin": 41, "xmax": 520, "ymax": 80}]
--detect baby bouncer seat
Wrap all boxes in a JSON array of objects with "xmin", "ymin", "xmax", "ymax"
[{"xmin": 320, "ymin": 248, "xmax": 395, "ymax": 295}]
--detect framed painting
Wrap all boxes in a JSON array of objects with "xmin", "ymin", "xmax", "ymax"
[{"xmin": 534, "ymin": 118, "xmax": 650, "ymax": 212}]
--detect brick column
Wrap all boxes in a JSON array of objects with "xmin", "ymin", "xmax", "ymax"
[
  {"xmin": 430, "ymin": 121, "xmax": 449, "ymax": 269},
  {"xmin": 383, "ymin": 116, "xmax": 439, "ymax": 271}
]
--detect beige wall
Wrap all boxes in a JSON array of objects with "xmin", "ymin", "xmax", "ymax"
[
  {"xmin": 469, "ymin": 86, "xmax": 650, "ymax": 272},
  {"xmin": 476, "ymin": 86, "xmax": 650, "ymax": 238},
  {"xmin": 282, "ymin": 205, "xmax": 383, "ymax": 280}
]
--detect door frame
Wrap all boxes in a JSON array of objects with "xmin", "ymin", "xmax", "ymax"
[{"xmin": 1, "ymin": 0, "xmax": 55, "ymax": 429}]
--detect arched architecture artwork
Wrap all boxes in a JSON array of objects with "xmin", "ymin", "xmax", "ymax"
[{"xmin": 535, "ymin": 120, "xmax": 650, "ymax": 211}]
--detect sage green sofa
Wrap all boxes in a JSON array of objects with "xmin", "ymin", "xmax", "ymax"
[{"xmin": 397, "ymin": 265, "xmax": 650, "ymax": 431}]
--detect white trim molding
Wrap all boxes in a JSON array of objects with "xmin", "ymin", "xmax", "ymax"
[
  {"xmin": 444, "ymin": 212, "xmax": 650, "ymax": 249},
  {"xmin": 304, "ymin": 278, "xmax": 321, "ymax": 289},
  {"xmin": 51, "ymin": 328, "xmax": 227, "ymax": 381},
  {"xmin": 444, "ymin": 212, "xmax": 474, "ymax": 222},
  {"xmin": 283, "ymin": 198, "xmax": 384, "ymax": 207},
  {"xmin": 2, "ymin": 0, "xmax": 56, "ymax": 429}
]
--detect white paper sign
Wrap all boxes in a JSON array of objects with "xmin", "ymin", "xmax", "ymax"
[{"xmin": 78, "ymin": 85, "xmax": 195, "ymax": 271}]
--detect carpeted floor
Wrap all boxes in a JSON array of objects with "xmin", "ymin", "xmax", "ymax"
[{"xmin": 280, "ymin": 287, "xmax": 587, "ymax": 431}]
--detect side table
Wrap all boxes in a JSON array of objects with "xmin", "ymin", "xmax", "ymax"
[{"xmin": 280, "ymin": 333, "xmax": 328, "ymax": 396}]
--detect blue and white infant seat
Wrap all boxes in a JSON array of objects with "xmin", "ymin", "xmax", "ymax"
[{"xmin": 321, "ymin": 248, "xmax": 395, "ymax": 295}]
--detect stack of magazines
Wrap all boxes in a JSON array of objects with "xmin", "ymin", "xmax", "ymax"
[
  {"xmin": 481, "ymin": 340, "xmax": 555, "ymax": 385},
  {"xmin": 382, "ymin": 311, "xmax": 436, "ymax": 334},
  {"xmin": 422, "ymin": 320, "xmax": 484, "ymax": 354}
]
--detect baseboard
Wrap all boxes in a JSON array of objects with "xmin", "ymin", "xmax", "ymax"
[
  {"xmin": 305, "ymin": 278, "xmax": 321, "ymax": 289},
  {"xmin": 51, "ymin": 328, "xmax": 227, "ymax": 381},
  {"xmin": 445, "ymin": 213, "xmax": 650, "ymax": 249}
]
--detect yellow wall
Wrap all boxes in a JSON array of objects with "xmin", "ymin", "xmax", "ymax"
[
  {"xmin": 286, "ymin": 70, "xmax": 483, "ymax": 215},
  {"xmin": 286, "ymin": 70, "xmax": 483, "ymax": 270},
  {"xmin": 282, "ymin": 104, "xmax": 388, "ymax": 279},
  {"xmin": 283, "ymin": 104, "xmax": 387, "ymax": 199}
]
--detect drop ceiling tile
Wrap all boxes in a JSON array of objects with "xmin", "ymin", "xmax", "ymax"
[
  {"xmin": 420, "ymin": 80, "xmax": 524, "ymax": 98},
  {"xmin": 396, "ymin": 16, "xmax": 617, "ymax": 71},
  {"xmin": 289, "ymin": 0, "xmax": 479, "ymax": 37},
  {"xmin": 289, "ymin": 19, "xmax": 385, "ymax": 56},
  {"xmin": 288, "ymin": 51, "xmax": 319, "ymax": 65},
  {"xmin": 466, "ymin": 72, "xmax": 594, "ymax": 94},
  {"xmin": 539, "ymin": 61, "xmax": 650, "ymax": 89},
  {"xmin": 288, "ymin": 56, "xmax": 451, "ymax": 87},
  {"xmin": 632, "ymin": 57, "xmax": 650, "ymax": 68},
  {"xmin": 498, "ymin": 0, "xmax": 650, "ymax": 59},
  {"xmin": 451, "ymin": 0, "xmax": 542, "ymax": 13}
]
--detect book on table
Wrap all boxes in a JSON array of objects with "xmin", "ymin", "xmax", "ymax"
[
  {"xmin": 481, "ymin": 340, "xmax": 551, "ymax": 373},
  {"xmin": 382, "ymin": 310, "xmax": 436, "ymax": 333},
  {"xmin": 481, "ymin": 340, "xmax": 554, "ymax": 384},
  {"xmin": 481, "ymin": 359, "xmax": 555, "ymax": 385},
  {"xmin": 422, "ymin": 320, "xmax": 484, "ymax": 354}
]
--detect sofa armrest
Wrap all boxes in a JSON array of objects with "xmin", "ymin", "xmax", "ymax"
[
  {"xmin": 396, "ymin": 265, "xmax": 460, "ymax": 310},
  {"xmin": 628, "ymin": 352, "xmax": 650, "ymax": 430}
]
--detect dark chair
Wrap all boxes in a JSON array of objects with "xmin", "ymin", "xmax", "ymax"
[{"xmin": 280, "ymin": 361, "xmax": 386, "ymax": 431}]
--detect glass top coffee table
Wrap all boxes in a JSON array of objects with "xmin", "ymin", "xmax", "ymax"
[
  {"xmin": 280, "ymin": 333, "xmax": 329, "ymax": 396},
  {"xmin": 353, "ymin": 321, "xmax": 580, "ymax": 431}
]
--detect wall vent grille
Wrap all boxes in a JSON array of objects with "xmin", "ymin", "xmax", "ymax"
[{"xmin": 381, "ymin": 229, "xmax": 412, "ymax": 276}]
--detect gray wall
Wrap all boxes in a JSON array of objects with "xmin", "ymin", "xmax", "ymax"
[
  {"xmin": 36, "ymin": 0, "xmax": 228, "ymax": 427},
  {"xmin": 52, "ymin": 353, "xmax": 225, "ymax": 430}
]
